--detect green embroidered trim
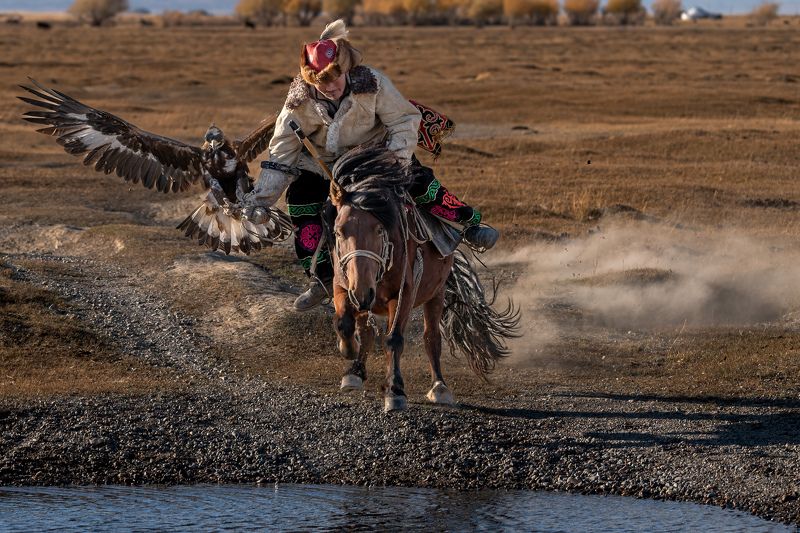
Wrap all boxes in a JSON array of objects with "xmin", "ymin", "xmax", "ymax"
[
  {"xmin": 300, "ymin": 251, "xmax": 330, "ymax": 270},
  {"xmin": 464, "ymin": 210, "xmax": 482, "ymax": 227},
  {"xmin": 287, "ymin": 202, "xmax": 324, "ymax": 217},
  {"xmin": 413, "ymin": 179, "xmax": 441, "ymax": 205}
]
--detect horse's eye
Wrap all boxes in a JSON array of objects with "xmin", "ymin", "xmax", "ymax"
[{"xmin": 376, "ymin": 226, "xmax": 384, "ymax": 236}]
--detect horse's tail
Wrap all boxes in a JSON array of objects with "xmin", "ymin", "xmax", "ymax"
[{"xmin": 440, "ymin": 250, "xmax": 521, "ymax": 380}]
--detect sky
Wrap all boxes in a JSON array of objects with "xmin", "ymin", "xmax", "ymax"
[{"xmin": 1, "ymin": 0, "xmax": 798, "ymax": 16}]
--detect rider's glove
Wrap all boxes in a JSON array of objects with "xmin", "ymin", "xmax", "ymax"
[{"xmin": 242, "ymin": 166, "xmax": 294, "ymax": 223}]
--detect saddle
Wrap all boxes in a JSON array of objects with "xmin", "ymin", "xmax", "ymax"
[{"xmin": 405, "ymin": 200, "xmax": 462, "ymax": 258}]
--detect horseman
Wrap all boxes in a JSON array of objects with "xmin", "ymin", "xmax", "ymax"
[{"xmin": 243, "ymin": 20, "xmax": 499, "ymax": 311}]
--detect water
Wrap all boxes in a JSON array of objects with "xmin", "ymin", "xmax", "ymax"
[{"xmin": 0, "ymin": 484, "xmax": 793, "ymax": 532}]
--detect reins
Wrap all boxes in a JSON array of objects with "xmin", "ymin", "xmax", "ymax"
[{"xmin": 333, "ymin": 195, "xmax": 426, "ymax": 334}]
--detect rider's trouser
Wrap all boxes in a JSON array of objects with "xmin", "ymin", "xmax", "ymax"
[{"xmin": 285, "ymin": 158, "xmax": 482, "ymax": 282}]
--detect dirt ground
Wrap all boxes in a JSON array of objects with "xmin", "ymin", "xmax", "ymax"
[{"xmin": 1, "ymin": 21, "xmax": 800, "ymax": 524}]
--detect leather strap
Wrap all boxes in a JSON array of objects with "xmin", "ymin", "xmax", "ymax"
[{"xmin": 260, "ymin": 160, "xmax": 302, "ymax": 176}]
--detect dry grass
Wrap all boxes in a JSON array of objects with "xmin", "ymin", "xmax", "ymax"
[
  {"xmin": 2, "ymin": 24, "xmax": 800, "ymax": 401},
  {"xmin": 0, "ymin": 262, "xmax": 179, "ymax": 397}
]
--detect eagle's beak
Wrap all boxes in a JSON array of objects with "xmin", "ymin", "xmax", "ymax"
[{"xmin": 203, "ymin": 139, "xmax": 221, "ymax": 152}]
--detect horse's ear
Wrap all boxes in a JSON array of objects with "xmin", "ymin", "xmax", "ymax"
[{"xmin": 330, "ymin": 180, "xmax": 344, "ymax": 206}]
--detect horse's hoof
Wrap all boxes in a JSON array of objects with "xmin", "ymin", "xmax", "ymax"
[
  {"xmin": 426, "ymin": 381, "xmax": 455, "ymax": 406},
  {"xmin": 340, "ymin": 374, "xmax": 363, "ymax": 392},
  {"xmin": 384, "ymin": 395, "xmax": 407, "ymax": 412}
]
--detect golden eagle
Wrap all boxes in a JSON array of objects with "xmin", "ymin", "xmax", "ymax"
[{"xmin": 18, "ymin": 79, "xmax": 292, "ymax": 255}]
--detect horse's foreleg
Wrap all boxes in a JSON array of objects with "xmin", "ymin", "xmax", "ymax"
[
  {"xmin": 383, "ymin": 297, "xmax": 412, "ymax": 412},
  {"xmin": 341, "ymin": 313, "xmax": 374, "ymax": 392},
  {"xmin": 333, "ymin": 290, "xmax": 360, "ymax": 360},
  {"xmin": 423, "ymin": 293, "xmax": 455, "ymax": 406}
]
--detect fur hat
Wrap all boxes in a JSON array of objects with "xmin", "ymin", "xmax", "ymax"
[{"xmin": 300, "ymin": 19, "xmax": 362, "ymax": 86}]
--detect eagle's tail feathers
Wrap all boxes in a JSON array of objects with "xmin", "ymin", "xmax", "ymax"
[{"xmin": 176, "ymin": 201, "xmax": 292, "ymax": 256}]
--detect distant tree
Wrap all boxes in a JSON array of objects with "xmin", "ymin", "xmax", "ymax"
[
  {"xmin": 236, "ymin": 0, "xmax": 285, "ymax": 26},
  {"xmin": 323, "ymin": 0, "xmax": 360, "ymax": 24},
  {"xmin": 284, "ymin": 0, "xmax": 323, "ymax": 25},
  {"xmin": 651, "ymin": 0, "xmax": 681, "ymax": 24},
  {"xmin": 68, "ymin": 0, "xmax": 128, "ymax": 26},
  {"xmin": 563, "ymin": 0, "xmax": 598, "ymax": 24},
  {"xmin": 468, "ymin": 0, "xmax": 503, "ymax": 26},
  {"xmin": 436, "ymin": 0, "xmax": 470, "ymax": 24},
  {"xmin": 750, "ymin": 1, "xmax": 779, "ymax": 25},
  {"xmin": 362, "ymin": 0, "xmax": 406, "ymax": 24},
  {"xmin": 361, "ymin": 0, "xmax": 384, "ymax": 23},
  {"xmin": 504, "ymin": 0, "xmax": 557, "ymax": 26},
  {"xmin": 503, "ymin": 0, "xmax": 528, "ymax": 26},
  {"xmin": 403, "ymin": 0, "xmax": 437, "ymax": 23},
  {"xmin": 604, "ymin": 0, "xmax": 645, "ymax": 24}
]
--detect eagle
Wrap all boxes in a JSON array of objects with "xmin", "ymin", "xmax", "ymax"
[{"xmin": 18, "ymin": 79, "xmax": 292, "ymax": 255}]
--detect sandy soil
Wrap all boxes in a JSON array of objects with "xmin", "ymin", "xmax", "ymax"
[{"xmin": 1, "ymin": 23, "xmax": 799, "ymax": 525}]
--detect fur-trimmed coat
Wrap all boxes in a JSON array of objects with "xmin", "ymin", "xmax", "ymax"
[{"xmin": 252, "ymin": 66, "xmax": 422, "ymax": 206}]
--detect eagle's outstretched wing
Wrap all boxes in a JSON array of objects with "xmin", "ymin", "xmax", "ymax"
[
  {"xmin": 19, "ymin": 79, "xmax": 205, "ymax": 194},
  {"xmin": 177, "ymin": 191, "xmax": 293, "ymax": 255},
  {"xmin": 233, "ymin": 114, "xmax": 277, "ymax": 164}
]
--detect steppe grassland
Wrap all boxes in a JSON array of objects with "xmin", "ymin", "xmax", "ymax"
[{"xmin": 1, "ymin": 22, "xmax": 799, "ymax": 398}]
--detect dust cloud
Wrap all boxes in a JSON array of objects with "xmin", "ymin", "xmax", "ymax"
[{"xmin": 490, "ymin": 223, "xmax": 800, "ymax": 361}]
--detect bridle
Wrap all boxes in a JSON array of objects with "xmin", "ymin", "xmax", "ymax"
[{"xmin": 335, "ymin": 223, "xmax": 394, "ymax": 308}]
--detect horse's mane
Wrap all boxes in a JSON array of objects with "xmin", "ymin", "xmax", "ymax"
[{"xmin": 328, "ymin": 145, "xmax": 418, "ymax": 231}]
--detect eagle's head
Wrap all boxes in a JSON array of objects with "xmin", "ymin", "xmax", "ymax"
[{"xmin": 202, "ymin": 124, "xmax": 225, "ymax": 152}]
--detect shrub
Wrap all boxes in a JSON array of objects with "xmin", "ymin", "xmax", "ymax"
[
  {"xmin": 235, "ymin": 0, "xmax": 286, "ymax": 26},
  {"xmin": 652, "ymin": 0, "xmax": 681, "ymax": 24},
  {"xmin": 362, "ymin": 0, "xmax": 407, "ymax": 24},
  {"xmin": 468, "ymin": 0, "xmax": 503, "ymax": 26},
  {"xmin": 504, "ymin": 0, "xmax": 559, "ymax": 25},
  {"xmin": 436, "ymin": 0, "xmax": 471, "ymax": 23},
  {"xmin": 529, "ymin": 0, "xmax": 559, "ymax": 24},
  {"xmin": 361, "ymin": 0, "xmax": 384, "ymax": 24},
  {"xmin": 323, "ymin": 0, "xmax": 360, "ymax": 24},
  {"xmin": 68, "ymin": 0, "xmax": 128, "ymax": 26},
  {"xmin": 563, "ymin": 0, "xmax": 598, "ymax": 24},
  {"xmin": 404, "ymin": 0, "xmax": 436, "ymax": 24},
  {"xmin": 750, "ymin": 1, "xmax": 779, "ymax": 25},
  {"xmin": 284, "ymin": 0, "xmax": 322, "ymax": 25},
  {"xmin": 604, "ymin": 0, "xmax": 645, "ymax": 24}
]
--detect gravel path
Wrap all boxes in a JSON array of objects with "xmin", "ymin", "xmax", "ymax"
[{"xmin": 1, "ymin": 253, "xmax": 799, "ymax": 526}]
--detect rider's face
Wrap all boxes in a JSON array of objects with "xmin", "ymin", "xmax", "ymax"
[{"xmin": 315, "ymin": 74, "xmax": 346, "ymax": 101}]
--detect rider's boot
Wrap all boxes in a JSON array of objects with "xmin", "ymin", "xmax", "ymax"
[
  {"xmin": 463, "ymin": 224, "xmax": 500, "ymax": 252},
  {"xmin": 293, "ymin": 278, "xmax": 333, "ymax": 312}
]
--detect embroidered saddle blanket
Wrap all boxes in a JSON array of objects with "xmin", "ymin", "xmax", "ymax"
[{"xmin": 410, "ymin": 100, "xmax": 455, "ymax": 159}]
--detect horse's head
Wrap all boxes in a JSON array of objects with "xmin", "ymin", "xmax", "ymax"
[
  {"xmin": 332, "ymin": 203, "xmax": 393, "ymax": 311},
  {"xmin": 327, "ymin": 145, "xmax": 410, "ymax": 312}
]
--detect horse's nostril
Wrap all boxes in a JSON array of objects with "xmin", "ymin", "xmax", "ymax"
[{"xmin": 359, "ymin": 288, "xmax": 375, "ymax": 311}]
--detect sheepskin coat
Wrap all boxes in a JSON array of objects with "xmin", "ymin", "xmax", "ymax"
[{"xmin": 254, "ymin": 66, "xmax": 422, "ymax": 206}]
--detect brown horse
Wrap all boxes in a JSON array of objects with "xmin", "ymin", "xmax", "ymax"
[{"xmin": 322, "ymin": 146, "xmax": 519, "ymax": 412}]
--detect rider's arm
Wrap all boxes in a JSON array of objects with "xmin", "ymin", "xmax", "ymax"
[
  {"xmin": 374, "ymin": 71, "xmax": 422, "ymax": 163},
  {"xmin": 249, "ymin": 107, "xmax": 304, "ymax": 207}
]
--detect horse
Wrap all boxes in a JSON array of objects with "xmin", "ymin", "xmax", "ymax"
[{"xmin": 322, "ymin": 145, "xmax": 520, "ymax": 412}]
